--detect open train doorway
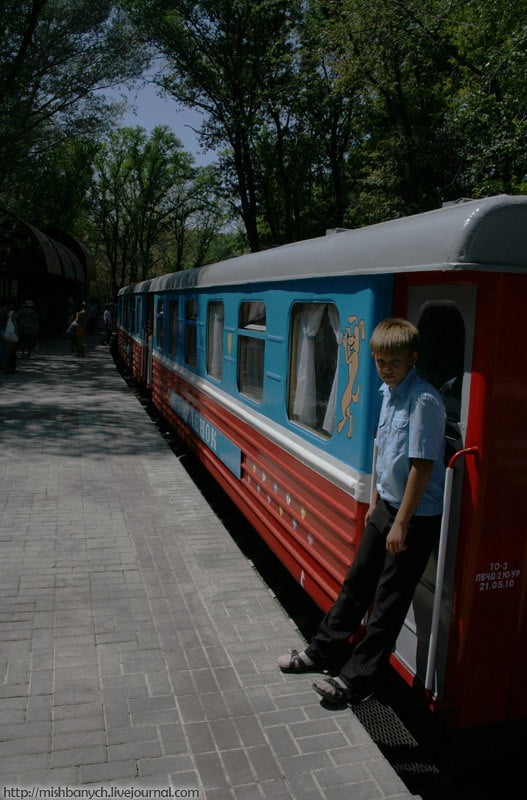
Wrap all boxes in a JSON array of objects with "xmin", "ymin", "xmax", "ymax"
[{"xmin": 395, "ymin": 285, "xmax": 476, "ymax": 699}]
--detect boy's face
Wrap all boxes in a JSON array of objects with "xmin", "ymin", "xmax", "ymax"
[{"xmin": 373, "ymin": 349, "xmax": 417, "ymax": 387}]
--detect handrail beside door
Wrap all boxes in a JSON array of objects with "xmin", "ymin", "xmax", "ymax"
[{"xmin": 425, "ymin": 446, "xmax": 479, "ymax": 693}]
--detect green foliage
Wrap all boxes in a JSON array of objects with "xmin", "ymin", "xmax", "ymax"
[
  {"xmin": 329, "ymin": 0, "xmax": 527, "ymax": 218},
  {"xmin": 89, "ymin": 125, "xmax": 235, "ymax": 296},
  {"xmin": 444, "ymin": 0, "xmax": 527, "ymax": 195},
  {"xmin": 121, "ymin": 0, "xmax": 304, "ymax": 250},
  {"xmin": 1, "ymin": 137, "xmax": 98, "ymax": 233},
  {"xmin": 0, "ymin": 1, "xmax": 147, "ymax": 207}
]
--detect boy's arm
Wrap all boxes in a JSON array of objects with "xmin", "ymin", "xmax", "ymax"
[
  {"xmin": 365, "ymin": 488, "xmax": 379, "ymax": 526},
  {"xmin": 386, "ymin": 458, "xmax": 434, "ymax": 554}
]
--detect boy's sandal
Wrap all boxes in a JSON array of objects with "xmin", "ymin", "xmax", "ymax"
[
  {"xmin": 278, "ymin": 649, "xmax": 319, "ymax": 673},
  {"xmin": 312, "ymin": 676, "xmax": 373, "ymax": 705}
]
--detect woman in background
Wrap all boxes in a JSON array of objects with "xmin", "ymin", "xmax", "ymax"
[{"xmin": 17, "ymin": 299, "xmax": 39, "ymax": 359}]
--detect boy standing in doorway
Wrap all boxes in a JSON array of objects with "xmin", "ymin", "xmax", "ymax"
[{"xmin": 278, "ymin": 318, "xmax": 446, "ymax": 704}]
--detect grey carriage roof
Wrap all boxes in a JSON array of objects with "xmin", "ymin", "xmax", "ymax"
[{"xmin": 118, "ymin": 194, "xmax": 527, "ymax": 296}]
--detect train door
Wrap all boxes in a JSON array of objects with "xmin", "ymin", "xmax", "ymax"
[
  {"xmin": 394, "ymin": 284, "xmax": 476, "ymax": 699},
  {"xmin": 142, "ymin": 294, "xmax": 154, "ymax": 388}
]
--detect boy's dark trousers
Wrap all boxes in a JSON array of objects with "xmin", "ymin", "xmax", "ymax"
[{"xmin": 306, "ymin": 498, "xmax": 441, "ymax": 690}]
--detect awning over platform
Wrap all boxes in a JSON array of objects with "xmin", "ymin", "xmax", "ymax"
[{"xmin": 0, "ymin": 209, "xmax": 95, "ymax": 284}]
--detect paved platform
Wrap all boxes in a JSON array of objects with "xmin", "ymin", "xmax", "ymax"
[{"xmin": 0, "ymin": 336, "xmax": 419, "ymax": 799}]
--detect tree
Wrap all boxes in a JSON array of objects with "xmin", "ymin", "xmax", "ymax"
[
  {"xmin": 252, "ymin": 1, "xmax": 363, "ymax": 241},
  {"xmin": 319, "ymin": 0, "xmax": 459, "ymax": 219},
  {"xmin": 89, "ymin": 125, "xmax": 233, "ymax": 296},
  {"xmin": 320, "ymin": 0, "xmax": 527, "ymax": 220},
  {"xmin": 444, "ymin": 0, "xmax": 527, "ymax": 196},
  {"xmin": 1, "ymin": 136, "xmax": 98, "ymax": 235},
  {"xmin": 0, "ymin": 1, "xmax": 147, "ymax": 202},
  {"xmin": 121, "ymin": 0, "xmax": 303, "ymax": 251}
]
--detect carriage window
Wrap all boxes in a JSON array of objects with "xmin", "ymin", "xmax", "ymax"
[
  {"xmin": 288, "ymin": 303, "xmax": 340, "ymax": 437},
  {"xmin": 417, "ymin": 305, "xmax": 465, "ymax": 424},
  {"xmin": 125, "ymin": 297, "xmax": 133, "ymax": 331},
  {"xmin": 239, "ymin": 300, "xmax": 266, "ymax": 329},
  {"xmin": 134, "ymin": 297, "xmax": 143, "ymax": 335},
  {"xmin": 238, "ymin": 301, "xmax": 266, "ymax": 401},
  {"xmin": 184, "ymin": 298, "xmax": 197, "ymax": 366},
  {"xmin": 207, "ymin": 301, "xmax": 224, "ymax": 380},
  {"xmin": 155, "ymin": 298, "xmax": 164, "ymax": 349},
  {"xmin": 168, "ymin": 300, "xmax": 179, "ymax": 356}
]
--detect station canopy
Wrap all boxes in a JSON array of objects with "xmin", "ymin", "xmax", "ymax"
[{"xmin": 0, "ymin": 209, "xmax": 95, "ymax": 285}]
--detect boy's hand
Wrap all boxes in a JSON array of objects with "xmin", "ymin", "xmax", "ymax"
[
  {"xmin": 386, "ymin": 520, "xmax": 408, "ymax": 553},
  {"xmin": 385, "ymin": 458, "xmax": 434, "ymax": 554},
  {"xmin": 365, "ymin": 503, "xmax": 376, "ymax": 526},
  {"xmin": 365, "ymin": 491, "xmax": 379, "ymax": 526}
]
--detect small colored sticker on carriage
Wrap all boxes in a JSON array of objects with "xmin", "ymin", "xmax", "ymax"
[
  {"xmin": 246, "ymin": 457, "xmax": 308, "ymax": 533},
  {"xmin": 337, "ymin": 315, "xmax": 366, "ymax": 439},
  {"xmin": 169, "ymin": 390, "xmax": 241, "ymax": 478}
]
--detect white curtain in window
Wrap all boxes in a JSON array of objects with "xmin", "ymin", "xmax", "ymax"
[
  {"xmin": 293, "ymin": 304, "xmax": 326, "ymax": 426},
  {"xmin": 322, "ymin": 305, "xmax": 340, "ymax": 434},
  {"xmin": 208, "ymin": 303, "xmax": 224, "ymax": 377},
  {"xmin": 246, "ymin": 300, "xmax": 266, "ymax": 325}
]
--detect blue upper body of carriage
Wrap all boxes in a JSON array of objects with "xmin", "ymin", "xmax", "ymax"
[{"xmin": 143, "ymin": 273, "xmax": 393, "ymax": 493}]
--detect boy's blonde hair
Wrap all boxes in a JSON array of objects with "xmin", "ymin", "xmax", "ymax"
[{"xmin": 369, "ymin": 318, "xmax": 420, "ymax": 355}]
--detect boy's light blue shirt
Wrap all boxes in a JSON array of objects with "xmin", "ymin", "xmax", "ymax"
[{"xmin": 375, "ymin": 368, "xmax": 446, "ymax": 516}]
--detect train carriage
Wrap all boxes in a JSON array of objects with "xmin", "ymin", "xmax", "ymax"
[{"xmin": 118, "ymin": 194, "xmax": 527, "ymax": 729}]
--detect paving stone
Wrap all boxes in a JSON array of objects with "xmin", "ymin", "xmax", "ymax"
[
  {"xmin": 129, "ymin": 708, "xmax": 182, "ymax": 727},
  {"xmin": 18, "ymin": 767, "xmax": 80, "ymax": 786},
  {"xmin": 316, "ymin": 779, "xmax": 384, "ymax": 800},
  {"xmin": 208, "ymin": 717, "xmax": 241, "ymax": 750},
  {"xmin": 193, "ymin": 751, "xmax": 229, "ymax": 790},
  {"xmin": 232, "ymin": 783, "xmax": 266, "ymax": 800},
  {"xmin": 79, "ymin": 759, "xmax": 137, "ymax": 784},
  {"xmin": 246, "ymin": 745, "xmax": 285, "ymax": 782},
  {"xmin": 258, "ymin": 778, "xmax": 294, "ymax": 800},
  {"xmin": 51, "ymin": 744, "xmax": 107, "ymax": 768},
  {"xmin": 106, "ymin": 725, "xmax": 159, "ymax": 746},
  {"xmin": 0, "ymin": 737, "xmax": 51, "ymax": 757},
  {"xmin": 128, "ymin": 695, "xmax": 176, "ymax": 714},
  {"xmin": 53, "ymin": 716, "xmax": 105, "ymax": 737},
  {"xmin": 25, "ymin": 695, "xmax": 53, "ymax": 723},
  {"xmin": 0, "ymin": 709, "xmax": 26, "ymax": 725},
  {"xmin": 264, "ymin": 725, "xmax": 300, "ymax": 759},
  {"xmin": 53, "ymin": 730, "xmax": 106, "ymax": 752},
  {"xmin": 137, "ymin": 754, "xmax": 194, "ymax": 778},
  {"xmin": 0, "ymin": 754, "xmax": 50, "ymax": 776},
  {"xmin": 0, "ymin": 721, "xmax": 51, "ymax": 741},
  {"xmin": 232, "ymin": 715, "xmax": 267, "ymax": 749},
  {"xmin": 107, "ymin": 739, "xmax": 163, "ymax": 761},
  {"xmin": 53, "ymin": 702, "xmax": 103, "ymax": 721}
]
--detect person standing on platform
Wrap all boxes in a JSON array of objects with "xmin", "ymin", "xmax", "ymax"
[
  {"xmin": 278, "ymin": 318, "xmax": 446, "ymax": 705},
  {"xmin": 74, "ymin": 301, "xmax": 88, "ymax": 357},
  {"xmin": 2, "ymin": 301, "xmax": 19, "ymax": 374},
  {"xmin": 17, "ymin": 299, "xmax": 39, "ymax": 359},
  {"xmin": 102, "ymin": 305, "xmax": 112, "ymax": 345},
  {"xmin": 0, "ymin": 298, "xmax": 8, "ymax": 375}
]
